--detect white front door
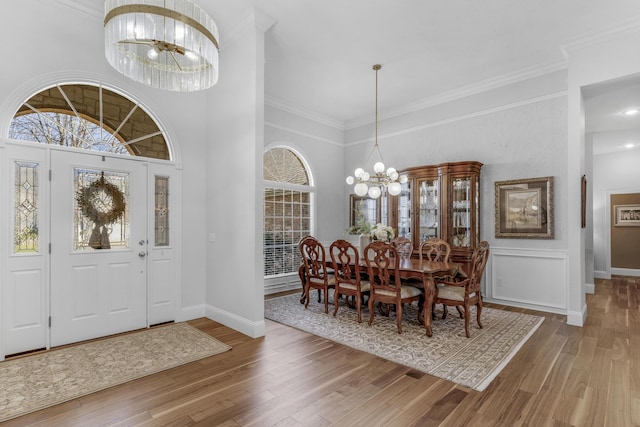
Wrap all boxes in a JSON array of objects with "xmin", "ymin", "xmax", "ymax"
[{"xmin": 49, "ymin": 150, "xmax": 148, "ymax": 347}]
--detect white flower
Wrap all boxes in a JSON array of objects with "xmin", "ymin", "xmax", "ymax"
[{"xmin": 370, "ymin": 223, "xmax": 395, "ymax": 241}]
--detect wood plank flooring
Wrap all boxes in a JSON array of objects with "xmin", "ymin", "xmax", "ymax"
[{"xmin": 3, "ymin": 276, "xmax": 639, "ymax": 426}]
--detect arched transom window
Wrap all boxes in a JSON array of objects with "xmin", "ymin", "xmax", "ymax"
[
  {"xmin": 263, "ymin": 146, "xmax": 313, "ymax": 277},
  {"xmin": 9, "ymin": 83, "xmax": 170, "ymax": 160}
]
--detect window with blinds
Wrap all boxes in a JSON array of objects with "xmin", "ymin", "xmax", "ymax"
[{"xmin": 263, "ymin": 147, "xmax": 313, "ymax": 277}]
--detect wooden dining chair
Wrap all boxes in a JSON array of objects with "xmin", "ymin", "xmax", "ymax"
[
  {"xmin": 433, "ymin": 241, "xmax": 489, "ymax": 337},
  {"xmin": 329, "ymin": 239, "xmax": 370, "ymax": 322},
  {"xmin": 390, "ymin": 236, "xmax": 413, "ymax": 258},
  {"xmin": 419, "ymin": 238, "xmax": 451, "ymax": 263},
  {"xmin": 419, "ymin": 237, "xmax": 466, "ymax": 319},
  {"xmin": 364, "ymin": 241, "xmax": 423, "ymax": 333},
  {"xmin": 299, "ymin": 235, "xmax": 335, "ymax": 313}
]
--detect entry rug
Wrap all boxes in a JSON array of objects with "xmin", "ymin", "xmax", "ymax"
[
  {"xmin": 265, "ymin": 293, "xmax": 543, "ymax": 392},
  {"xmin": 0, "ymin": 322, "xmax": 231, "ymax": 422}
]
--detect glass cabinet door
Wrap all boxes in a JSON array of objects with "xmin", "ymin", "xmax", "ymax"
[
  {"xmin": 396, "ymin": 180, "xmax": 412, "ymax": 241},
  {"xmin": 418, "ymin": 178, "xmax": 439, "ymax": 245},
  {"xmin": 451, "ymin": 177, "xmax": 471, "ymax": 248}
]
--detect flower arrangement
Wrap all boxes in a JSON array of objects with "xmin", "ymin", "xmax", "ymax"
[{"xmin": 370, "ymin": 223, "xmax": 395, "ymax": 242}]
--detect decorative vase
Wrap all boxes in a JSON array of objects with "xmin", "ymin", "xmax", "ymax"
[{"xmin": 359, "ymin": 234, "xmax": 371, "ymax": 252}]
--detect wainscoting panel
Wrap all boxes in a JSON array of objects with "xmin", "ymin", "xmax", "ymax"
[{"xmin": 487, "ymin": 247, "xmax": 568, "ymax": 312}]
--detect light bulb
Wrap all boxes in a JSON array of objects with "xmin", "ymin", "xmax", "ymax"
[
  {"xmin": 386, "ymin": 167, "xmax": 397, "ymax": 176},
  {"xmin": 368, "ymin": 186, "xmax": 382, "ymax": 199},
  {"xmin": 354, "ymin": 168, "xmax": 364, "ymax": 178},
  {"xmin": 399, "ymin": 175, "xmax": 408, "ymax": 184},
  {"xmin": 361, "ymin": 171, "xmax": 370, "ymax": 181},
  {"xmin": 346, "ymin": 176, "xmax": 355, "ymax": 185},
  {"xmin": 373, "ymin": 161, "xmax": 385, "ymax": 173},
  {"xmin": 388, "ymin": 170, "xmax": 399, "ymax": 180},
  {"xmin": 354, "ymin": 182, "xmax": 369, "ymax": 196},
  {"xmin": 388, "ymin": 182, "xmax": 402, "ymax": 196},
  {"xmin": 147, "ymin": 47, "xmax": 159, "ymax": 60}
]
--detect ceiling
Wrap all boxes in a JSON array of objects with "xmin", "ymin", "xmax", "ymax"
[
  {"xmin": 243, "ymin": 0, "xmax": 640, "ymax": 126},
  {"xmin": 67, "ymin": 0, "xmax": 640, "ymax": 149}
]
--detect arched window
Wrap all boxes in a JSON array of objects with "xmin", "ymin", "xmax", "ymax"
[
  {"xmin": 9, "ymin": 83, "xmax": 170, "ymax": 160},
  {"xmin": 263, "ymin": 146, "xmax": 313, "ymax": 277}
]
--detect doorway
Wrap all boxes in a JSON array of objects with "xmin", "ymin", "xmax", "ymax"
[
  {"xmin": 583, "ymin": 75, "xmax": 640, "ymax": 280},
  {"xmin": 1, "ymin": 142, "xmax": 177, "ymax": 357}
]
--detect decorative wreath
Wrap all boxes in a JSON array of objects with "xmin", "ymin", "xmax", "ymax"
[{"xmin": 76, "ymin": 174, "xmax": 126, "ymax": 225}]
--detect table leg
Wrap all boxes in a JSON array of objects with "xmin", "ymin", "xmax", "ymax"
[{"xmin": 423, "ymin": 275, "xmax": 435, "ymax": 337}]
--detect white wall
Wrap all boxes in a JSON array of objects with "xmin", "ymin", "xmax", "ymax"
[{"xmin": 205, "ymin": 12, "xmax": 270, "ymax": 338}]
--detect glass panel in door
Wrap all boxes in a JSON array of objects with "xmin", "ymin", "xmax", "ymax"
[
  {"xmin": 418, "ymin": 178, "xmax": 439, "ymax": 245},
  {"xmin": 452, "ymin": 177, "xmax": 471, "ymax": 247},
  {"xmin": 396, "ymin": 180, "xmax": 412, "ymax": 241},
  {"xmin": 74, "ymin": 169, "xmax": 130, "ymax": 251},
  {"xmin": 155, "ymin": 176, "xmax": 170, "ymax": 246},
  {"xmin": 14, "ymin": 161, "xmax": 40, "ymax": 253}
]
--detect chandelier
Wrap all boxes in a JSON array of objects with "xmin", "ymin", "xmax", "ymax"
[
  {"xmin": 104, "ymin": 0, "xmax": 219, "ymax": 92},
  {"xmin": 346, "ymin": 64, "xmax": 407, "ymax": 199}
]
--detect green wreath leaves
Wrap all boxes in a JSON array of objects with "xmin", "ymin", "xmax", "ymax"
[{"xmin": 76, "ymin": 174, "xmax": 126, "ymax": 225}]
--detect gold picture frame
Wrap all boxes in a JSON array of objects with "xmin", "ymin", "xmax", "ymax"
[
  {"xmin": 495, "ymin": 176, "xmax": 554, "ymax": 239},
  {"xmin": 614, "ymin": 204, "xmax": 640, "ymax": 226}
]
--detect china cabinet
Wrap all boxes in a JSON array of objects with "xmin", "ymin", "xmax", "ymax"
[{"xmin": 388, "ymin": 161, "xmax": 483, "ymax": 273}]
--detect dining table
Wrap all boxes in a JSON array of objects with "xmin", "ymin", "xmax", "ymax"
[{"xmin": 298, "ymin": 257, "xmax": 462, "ymax": 337}]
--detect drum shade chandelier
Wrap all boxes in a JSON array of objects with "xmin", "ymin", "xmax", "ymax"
[
  {"xmin": 346, "ymin": 64, "xmax": 407, "ymax": 199},
  {"xmin": 104, "ymin": 0, "xmax": 219, "ymax": 92}
]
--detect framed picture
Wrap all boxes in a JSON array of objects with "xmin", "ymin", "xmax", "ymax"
[
  {"xmin": 614, "ymin": 204, "xmax": 640, "ymax": 226},
  {"xmin": 495, "ymin": 176, "xmax": 554, "ymax": 239}
]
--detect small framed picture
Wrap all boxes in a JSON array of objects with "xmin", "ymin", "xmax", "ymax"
[
  {"xmin": 495, "ymin": 176, "xmax": 554, "ymax": 239},
  {"xmin": 614, "ymin": 204, "xmax": 640, "ymax": 227}
]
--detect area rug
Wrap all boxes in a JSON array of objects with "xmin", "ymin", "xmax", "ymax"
[
  {"xmin": 265, "ymin": 293, "xmax": 543, "ymax": 392},
  {"xmin": 0, "ymin": 322, "xmax": 231, "ymax": 422}
]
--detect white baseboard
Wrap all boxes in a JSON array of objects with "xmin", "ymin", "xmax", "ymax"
[
  {"xmin": 483, "ymin": 297, "xmax": 566, "ymax": 315},
  {"xmin": 585, "ymin": 283, "xmax": 595, "ymax": 294},
  {"xmin": 611, "ymin": 268, "xmax": 640, "ymax": 277},
  {"xmin": 566, "ymin": 304, "xmax": 587, "ymax": 327},
  {"xmin": 206, "ymin": 305, "xmax": 265, "ymax": 338},
  {"xmin": 594, "ymin": 270, "xmax": 610, "ymax": 279}
]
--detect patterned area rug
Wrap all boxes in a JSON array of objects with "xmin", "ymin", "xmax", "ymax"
[
  {"xmin": 0, "ymin": 322, "xmax": 231, "ymax": 422},
  {"xmin": 265, "ymin": 293, "xmax": 543, "ymax": 391}
]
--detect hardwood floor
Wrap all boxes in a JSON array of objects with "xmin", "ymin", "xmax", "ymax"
[{"xmin": 4, "ymin": 276, "xmax": 639, "ymax": 426}]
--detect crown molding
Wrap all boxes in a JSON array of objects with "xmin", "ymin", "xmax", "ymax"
[
  {"xmin": 223, "ymin": 8, "xmax": 277, "ymax": 48},
  {"xmin": 265, "ymin": 121, "xmax": 343, "ymax": 147},
  {"xmin": 345, "ymin": 60, "xmax": 567, "ymax": 130},
  {"xmin": 345, "ymin": 90, "xmax": 567, "ymax": 147},
  {"xmin": 561, "ymin": 15, "xmax": 640, "ymax": 59},
  {"xmin": 55, "ymin": 0, "xmax": 102, "ymax": 19},
  {"xmin": 254, "ymin": 8, "xmax": 277, "ymax": 33},
  {"xmin": 265, "ymin": 95, "xmax": 344, "ymax": 130}
]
